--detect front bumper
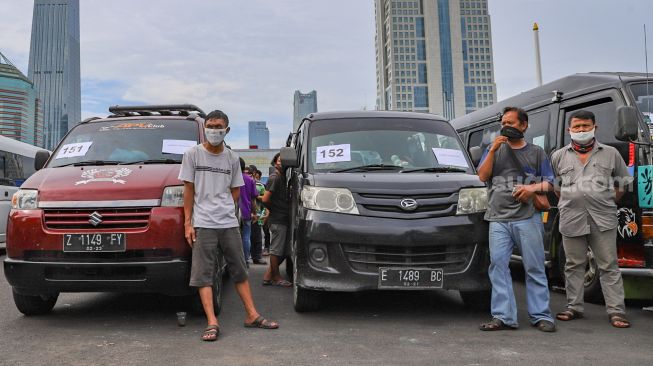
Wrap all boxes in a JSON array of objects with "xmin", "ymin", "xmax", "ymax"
[
  {"xmin": 294, "ymin": 210, "xmax": 490, "ymax": 292},
  {"xmin": 4, "ymin": 258, "xmax": 192, "ymax": 296}
]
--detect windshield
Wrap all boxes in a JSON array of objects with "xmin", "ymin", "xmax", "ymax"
[
  {"xmin": 48, "ymin": 120, "xmax": 199, "ymax": 167},
  {"xmin": 631, "ymin": 83, "xmax": 653, "ymax": 123},
  {"xmin": 308, "ymin": 118, "xmax": 472, "ymax": 173}
]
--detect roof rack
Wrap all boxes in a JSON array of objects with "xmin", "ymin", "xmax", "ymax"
[{"xmin": 108, "ymin": 104, "xmax": 206, "ymax": 118}]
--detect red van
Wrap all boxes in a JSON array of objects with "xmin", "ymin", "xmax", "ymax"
[{"xmin": 3, "ymin": 105, "xmax": 224, "ymax": 315}]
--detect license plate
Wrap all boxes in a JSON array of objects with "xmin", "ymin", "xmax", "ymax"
[
  {"xmin": 63, "ymin": 233, "xmax": 126, "ymax": 252},
  {"xmin": 378, "ymin": 268, "xmax": 443, "ymax": 289}
]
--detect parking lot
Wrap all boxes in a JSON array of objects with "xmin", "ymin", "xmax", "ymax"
[{"xmin": 1, "ymin": 255, "xmax": 652, "ymax": 366}]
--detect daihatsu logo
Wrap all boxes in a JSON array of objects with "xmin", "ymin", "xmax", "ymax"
[
  {"xmin": 400, "ymin": 198, "xmax": 418, "ymax": 211},
  {"xmin": 89, "ymin": 211, "xmax": 103, "ymax": 227}
]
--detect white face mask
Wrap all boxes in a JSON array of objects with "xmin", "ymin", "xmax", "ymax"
[
  {"xmin": 570, "ymin": 128, "xmax": 595, "ymax": 144},
  {"xmin": 205, "ymin": 128, "xmax": 227, "ymax": 146}
]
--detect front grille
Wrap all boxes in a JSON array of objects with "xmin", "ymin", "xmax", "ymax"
[
  {"xmin": 354, "ymin": 191, "xmax": 457, "ymax": 218},
  {"xmin": 361, "ymin": 204, "xmax": 451, "ymax": 214},
  {"xmin": 43, "ymin": 208, "xmax": 152, "ymax": 230},
  {"xmin": 24, "ymin": 249, "xmax": 174, "ymax": 262},
  {"xmin": 342, "ymin": 244, "xmax": 473, "ymax": 274}
]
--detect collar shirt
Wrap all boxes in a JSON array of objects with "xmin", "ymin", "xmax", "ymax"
[{"xmin": 551, "ymin": 141, "xmax": 633, "ymax": 237}]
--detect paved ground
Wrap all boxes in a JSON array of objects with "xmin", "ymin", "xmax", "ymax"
[{"xmin": 1, "ymin": 254, "xmax": 652, "ymax": 366}]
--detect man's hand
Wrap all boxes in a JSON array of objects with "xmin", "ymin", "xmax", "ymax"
[
  {"xmin": 512, "ymin": 184, "xmax": 536, "ymax": 203},
  {"xmin": 490, "ymin": 135, "xmax": 509, "ymax": 152},
  {"xmin": 184, "ymin": 223, "xmax": 196, "ymax": 247}
]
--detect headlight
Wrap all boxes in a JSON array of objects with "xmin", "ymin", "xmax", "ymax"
[
  {"xmin": 161, "ymin": 185, "xmax": 184, "ymax": 207},
  {"xmin": 456, "ymin": 188, "xmax": 488, "ymax": 215},
  {"xmin": 11, "ymin": 189, "xmax": 39, "ymax": 210},
  {"xmin": 301, "ymin": 186, "xmax": 359, "ymax": 215}
]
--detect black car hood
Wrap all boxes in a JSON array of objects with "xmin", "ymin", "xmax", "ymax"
[{"xmin": 308, "ymin": 172, "xmax": 484, "ymax": 193}]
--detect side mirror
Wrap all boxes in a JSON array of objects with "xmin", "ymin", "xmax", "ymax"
[
  {"xmin": 469, "ymin": 146, "xmax": 483, "ymax": 167},
  {"xmin": 35, "ymin": 150, "xmax": 51, "ymax": 171},
  {"xmin": 615, "ymin": 106, "xmax": 640, "ymax": 141},
  {"xmin": 280, "ymin": 147, "xmax": 299, "ymax": 168}
]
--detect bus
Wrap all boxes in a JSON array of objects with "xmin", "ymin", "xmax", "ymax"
[{"xmin": 0, "ymin": 135, "xmax": 47, "ymax": 245}]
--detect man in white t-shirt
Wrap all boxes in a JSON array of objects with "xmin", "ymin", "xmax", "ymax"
[{"xmin": 179, "ymin": 110, "xmax": 279, "ymax": 342}]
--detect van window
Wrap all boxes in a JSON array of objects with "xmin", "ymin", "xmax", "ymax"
[
  {"xmin": 308, "ymin": 118, "xmax": 472, "ymax": 173},
  {"xmin": 562, "ymin": 98, "xmax": 628, "ymax": 160},
  {"xmin": 524, "ymin": 109, "xmax": 549, "ymax": 151},
  {"xmin": 468, "ymin": 124, "xmax": 500, "ymax": 153},
  {"xmin": 48, "ymin": 120, "xmax": 199, "ymax": 168}
]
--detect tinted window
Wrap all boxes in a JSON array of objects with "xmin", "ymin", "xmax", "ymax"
[
  {"xmin": 48, "ymin": 120, "xmax": 199, "ymax": 167},
  {"xmin": 524, "ymin": 109, "xmax": 549, "ymax": 151},
  {"xmin": 0, "ymin": 151, "xmax": 35, "ymax": 186},
  {"xmin": 467, "ymin": 123, "xmax": 500, "ymax": 153}
]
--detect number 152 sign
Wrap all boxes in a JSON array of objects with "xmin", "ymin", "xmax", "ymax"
[{"xmin": 316, "ymin": 144, "xmax": 351, "ymax": 164}]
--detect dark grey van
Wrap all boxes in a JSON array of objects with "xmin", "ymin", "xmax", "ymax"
[
  {"xmin": 452, "ymin": 72, "xmax": 653, "ymax": 302},
  {"xmin": 280, "ymin": 111, "xmax": 490, "ymax": 311}
]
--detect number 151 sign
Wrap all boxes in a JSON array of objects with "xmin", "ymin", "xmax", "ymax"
[{"xmin": 316, "ymin": 144, "xmax": 351, "ymax": 164}]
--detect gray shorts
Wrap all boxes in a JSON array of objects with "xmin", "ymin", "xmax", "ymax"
[
  {"xmin": 190, "ymin": 227, "xmax": 248, "ymax": 287},
  {"xmin": 269, "ymin": 224, "xmax": 291, "ymax": 257}
]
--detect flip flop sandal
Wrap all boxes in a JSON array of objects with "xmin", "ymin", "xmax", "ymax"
[
  {"xmin": 262, "ymin": 280, "xmax": 273, "ymax": 286},
  {"xmin": 556, "ymin": 309, "xmax": 584, "ymax": 321},
  {"xmin": 609, "ymin": 313, "xmax": 631, "ymax": 328},
  {"xmin": 244, "ymin": 316, "xmax": 279, "ymax": 329},
  {"xmin": 271, "ymin": 280, "xmax": 292, "ymax": 287},
  {"xmin": 533, "ymin": 320, "xmax": 556, "ymax": 332},
  {"xmin": 201, "ymin": 325, "xmax": 220, "ymax": 341},
  {"xmin": 479, "ymin": 318, "xmax": 517, "ymax": 331}
]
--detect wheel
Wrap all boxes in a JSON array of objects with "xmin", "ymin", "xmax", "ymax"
[
  {"xmin": 189, "ymin": 256, "xmax": 225, "ymax": 315},
  {"xmin": 12, "ymin": 288, "xmax": 58, "ymax": 316},
  {"xmin": 460, "ymin": 290, "xmax": 491, "ymax": 311},
  {"xmin": 293, "ymin": 282, "xmax": 322, "ymax": 312},
  {"xmin": 558, "ymin": 244, "xmax": 603, "ymax": 304}
]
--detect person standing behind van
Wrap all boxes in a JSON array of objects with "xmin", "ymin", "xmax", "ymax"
[
  {"xmin": 551, "ymin": 110, "xmax": 632, "ymax": 328},
  {"xmin": 179, "ymin": 110, "xmax": 279, "ymax": 341},
  {"xmin": 239, "ymin": 159, "xmax": 258, "ymax": 264},
  {"xmin": 477, "ymin": 106, "xmax": 556, "ymax": 332},
  {"xmin": 261, "ymin": 153, "xmax": 292, "ymax": 287}
]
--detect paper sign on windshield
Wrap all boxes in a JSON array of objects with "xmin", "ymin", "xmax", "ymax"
[
  {"xmin": 162, "ymin": 140, "xmax": 197, "ymax": 154},
  {"xmin": 316, "ymin": 144, "xmax": 351, "ymax": 164},
  {"xmin": 55, "ymin": 142, "xmax": 93, "ymax": 159},
  {"xmin": 432, "ymin": 148, "xmax": 469, "ymax": 168}
]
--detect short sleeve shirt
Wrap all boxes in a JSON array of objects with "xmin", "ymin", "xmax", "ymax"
[
  {"xmin": 265, "ymin": 172, "xmax": 290, "ymax": 225},
  {"xmin": 551, "ymin": 142, "xmax": 633, "ymax": 237},
  {"xmin": 239, "ymin": 174, "xmax": 258, "ymax": 219},
  {"xmin": 479, "ymin": 142, "xmax": 554, "ymax": 222},
  {"xmin": 178, "ymin": 145, "xmax": 244, "ymax": 229}
]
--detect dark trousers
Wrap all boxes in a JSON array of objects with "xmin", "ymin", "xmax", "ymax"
[
  {"xmin": 263, "ymin": 222, "xmax": 271, "ymax": 250},
  {"xmin": 251, "ymin": 222, "xmax": 263, "ymax": 260}
]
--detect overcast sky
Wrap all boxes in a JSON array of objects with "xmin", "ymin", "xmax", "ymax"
[{"xmin": 1, "ymin": 0, "xmax": 652, "ymax": 148}]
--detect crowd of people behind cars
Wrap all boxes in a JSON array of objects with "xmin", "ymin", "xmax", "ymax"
[{"xmin": 179, "ymin": 105, "xmax": 632, "ymax": 341}]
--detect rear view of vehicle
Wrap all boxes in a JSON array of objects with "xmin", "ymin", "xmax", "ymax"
[
  {"xmin": 281, "ymin": 111, "xmax": 491, "ymax": 311},
  {"xmin": 3, "ymin": 105, "xmax": 225, "ymax": 315}
]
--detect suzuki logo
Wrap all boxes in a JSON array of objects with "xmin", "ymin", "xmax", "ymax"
[
  {"xmin": 399, "ymin": 198, "xmax": 418, "ymax": 211},
  {"xmin": 89, "ymin": 211, "xmax": 103, "ymax": 227}
]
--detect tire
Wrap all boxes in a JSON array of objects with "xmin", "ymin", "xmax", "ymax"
[
  {"xmin": 12, "ymin": 289, "xmax": 58, "ymax": 316},
  {"xmin": 189, "ymin": 256, "xmax": 225, "ymax": 315},
  {"xmin": 460, "ymin": 290, "xmax": 491, "ymax": 311},
  {"xmin": 558, "ymin": 244, "xmax": 603, "ymax": 304},
  {"xmin": 293, "ymin": 282, "xmax": 322, "ymax": 312}
]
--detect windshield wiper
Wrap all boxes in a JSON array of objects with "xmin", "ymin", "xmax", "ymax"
[
  {"xmin": 401, "ymin": 166, "xmax": 468, "ymax": 173},
  {"xmin": 121, "ymin": 159, "xmax": 180, "ymax": 165},
  {"xmin": 55, "ymin": 160, "xmax": 122, "ymax": 167},
  {"xmin": 332, "ymin": 164, "xmax": 403, "ymax": 173}
]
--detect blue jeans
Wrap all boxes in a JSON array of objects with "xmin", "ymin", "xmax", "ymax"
[
  {"xmin": 488, "ymin": 214, "xmax": 553, "ymax": 326},
  {"xmin": 241, "ymin": 219, "xmax": 252, "ymax": 261}
]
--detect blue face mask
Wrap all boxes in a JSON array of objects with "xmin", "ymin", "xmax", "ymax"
[{"xmin": 205, "ymin": 128, "xmax": 227, "ymax": 146}]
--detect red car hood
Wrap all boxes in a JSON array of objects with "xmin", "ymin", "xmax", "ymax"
[{"xmin": 22, "ymin": 164, "xmax": 182, "ymax": 202}]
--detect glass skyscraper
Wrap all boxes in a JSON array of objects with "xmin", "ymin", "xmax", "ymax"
[
  {"xmin": 293, "ymin": 90, "xmax": 317, "ymax": 132},
  {"xmin": 28, "ymin": 0, "xmax": 81, "ymax": 150},
  {"xmin": 374, "ymin": 0, "xmax": 496, "ymax": 119},
  {"xmin": 0, "ymin": 52, "xmax": 43, "ymax": 146},
  {"xmin": 248, "ymin": 121, "xmax": 270, "ymax": 149}
]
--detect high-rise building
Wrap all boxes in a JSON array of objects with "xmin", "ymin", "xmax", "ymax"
[
  {"xmin": 293, "ymin": 90, "xmax": 317, "ymax": 131},
  {"xmin": 0, "ymin": 52, "xmax": 44, "ymax": 146},
  {"xmin": 28, "ymin": 0, "xmax": 81, "ymax": 150},
  {"xmin": 374, "ymin": 0, "xmax": 496, "ymax": 119},
  {"xmin": 248, "ymin": 121, "xmax": 270, "ymax": 149}
]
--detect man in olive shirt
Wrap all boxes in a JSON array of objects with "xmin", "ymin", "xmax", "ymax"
[{"xmin": 551, "ymin": 110, "xmax": 633, "ymax": 328}]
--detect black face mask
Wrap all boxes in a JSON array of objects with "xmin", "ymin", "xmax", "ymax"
[{"xmin": 500, "ymin": 126, "xmax": 524, "ymax": 140}]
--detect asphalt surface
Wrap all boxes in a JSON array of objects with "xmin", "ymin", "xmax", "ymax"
[{"xmin": 1, "ymin": 254, "xmax": 652, "ymax": 366}]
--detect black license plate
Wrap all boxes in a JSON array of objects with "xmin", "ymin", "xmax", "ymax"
[
  {"xmin": 63, "ymin": 233, "xmax": 126, "ymax": 252},
  {"xmin": 378, "ymin": 268, "xmax": 443, "ymax": 289}
]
